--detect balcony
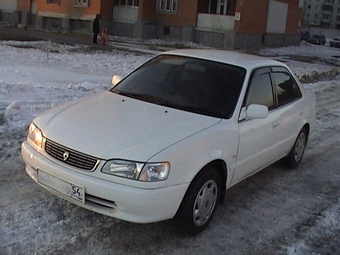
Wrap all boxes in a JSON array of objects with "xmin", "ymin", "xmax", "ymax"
[
  {"xmin": 323, "ymin": 3, "xmax": 333, "ymax": 6},
  {"xmin": 323, "ymin": 0, "xmax": 334, "ymax": 4},
  {"xmin": 323, "ymin": 10, "xmax": 332, "ymax": 15},
  {"xmin": 113, "ymin": 6, "xmax": 139, "ymax": 23},
  {"xmin": 196, "ymin": 13, "xmax": 235, "ymax": 32}
]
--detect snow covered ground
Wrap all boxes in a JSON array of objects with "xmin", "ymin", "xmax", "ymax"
[{"xmin": 1, "ymin": 40, "xmax": 340, "ymax": 255}]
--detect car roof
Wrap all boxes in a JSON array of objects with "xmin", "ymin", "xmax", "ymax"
[{"xmin": 160, "ymin": 49, "xmax": 285, "ymax": 71}]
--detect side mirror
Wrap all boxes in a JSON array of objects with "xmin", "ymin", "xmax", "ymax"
[
  {"xmin": 111, "ymin": 75, "xmax": 122, "ymax": 87},
  {"xmin": 246, "ymin": 104, "xmax": 268, "ymax": 119}
]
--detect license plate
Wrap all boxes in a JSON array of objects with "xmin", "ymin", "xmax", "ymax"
[{"xmin": 38, "ymin": 170, "xmax": 85, "ymax": 203}]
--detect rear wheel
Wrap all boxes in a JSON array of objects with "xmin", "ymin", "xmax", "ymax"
[
  {"xmin": 284, "ymin": 127, "xmax": 307, "ymax": 168},
  {"xmin": 174, "ymin": 167, "xmax": 221, "ymax": 235}
]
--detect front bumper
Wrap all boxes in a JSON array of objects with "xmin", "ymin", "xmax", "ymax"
[{"xmin": 21, "ymin": 141, "xmax": 188, "ymax": 223}]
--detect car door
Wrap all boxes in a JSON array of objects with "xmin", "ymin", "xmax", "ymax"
[
  {"xmin": 233, "ymin": 67, "xmax": 281, "ymax": 183},
  {"xmin": 271, "ymin": 67, "xmax": 304, "ymax": 156}
]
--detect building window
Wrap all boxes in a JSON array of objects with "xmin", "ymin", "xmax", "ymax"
[
  {"xmin": 157, "ymin": 0, "xmax": 177, "ymax": 13},
  {"xmin": 74, "ymin": 0, "xmax": 88, "ymax": 7},
  {"xmin": 46, "ymin": 0, "xmax": 59, "ymax": 3},
  {"xmin": 198, "ymin": 0, "xmax": 231, "ymax": 15},
  {"xmin": 323, "ymin": 5, "xmax": 332, "ymax": 12},
  {"xmin": 116, "ymin": 0, "xmax": 139, "ymax": 6}
]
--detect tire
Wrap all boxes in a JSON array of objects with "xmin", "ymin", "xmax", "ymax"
[
  {"xmin": 174, "ymin": 167, "xmax": 221, "ymax": 235},
  {"xmin": 284, "ymin": 127, "xmax": 308, "ymax": 169}
]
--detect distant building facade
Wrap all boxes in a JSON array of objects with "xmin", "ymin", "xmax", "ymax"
[
  {"xmin": 302, "ymin": 0, "xmax": 340, "ymax": 29},
  {"xmin": 1, "ymin": 0, "xmax": 304, "ymax": 49}
]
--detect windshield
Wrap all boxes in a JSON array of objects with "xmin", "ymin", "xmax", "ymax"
[{"xmin": 111, "ymin": 55, "xmax": 246, "ymax": 119}]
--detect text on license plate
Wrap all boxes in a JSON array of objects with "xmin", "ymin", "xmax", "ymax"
[{"xmin": 37, "ymin": 170, "xmax": 85, "ymax": 203}]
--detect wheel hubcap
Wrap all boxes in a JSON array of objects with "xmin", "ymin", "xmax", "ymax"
[
  {"xmin": 193, "ymin": 180, "xmax": 218, "ymax": 226},
  {"xmin": 294, "ymin": 132, "xmax": 306, "ymax": 162}
]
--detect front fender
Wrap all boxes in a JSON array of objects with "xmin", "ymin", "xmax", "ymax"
[{"xmin": 149, "ymin": 120, "xmax": 238, "ymax": 188}]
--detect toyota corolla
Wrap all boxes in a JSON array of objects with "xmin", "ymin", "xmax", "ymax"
[{"xmin": 21, "ymin": 50, "xmax": 316, "ymax": 235}]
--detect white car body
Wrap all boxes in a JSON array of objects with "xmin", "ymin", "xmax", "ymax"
[{"xmin": 21, "ymin": 50, "xmax": 316, "ymax": 234}]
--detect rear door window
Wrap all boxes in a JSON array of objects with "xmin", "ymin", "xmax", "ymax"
[{"xmin": 271, "ymin": 67, "xmax": 301, "ymax": 107}]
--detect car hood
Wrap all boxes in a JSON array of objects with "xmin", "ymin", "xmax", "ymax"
[{"xmin": 34, "ymin": 91, "xmax": 221, "ymax": 160}]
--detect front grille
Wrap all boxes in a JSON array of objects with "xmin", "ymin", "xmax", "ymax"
[{"xmin": 45, "ymin": 138, "xmax": 99, "ymax": 171}]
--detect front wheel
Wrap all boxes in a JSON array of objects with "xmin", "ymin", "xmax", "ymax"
[
  {"xmin": 174, "ymin": 167, "xmax": 221, "ymax": 235},
  {"xmin": 284, "ymin": 127, "xmax": 308, "ymax": 168}
]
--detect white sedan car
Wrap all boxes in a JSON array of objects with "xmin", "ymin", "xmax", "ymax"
[{"xmin": 21, "ymin": 50, "xmax": 316, "ymax": 235}]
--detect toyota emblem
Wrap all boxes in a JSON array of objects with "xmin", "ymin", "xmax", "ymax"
[{"xmin": 63, "ymin": 151, "xmax": 69, "ymax": 161}]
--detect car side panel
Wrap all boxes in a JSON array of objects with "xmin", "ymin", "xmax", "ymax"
[
  {"xmin": 276, "ymin": 99, "xmax": 305, "ymax": 156},
  {"xmin": 233, "ymin": 109, "xmax": 281, "ymax": 183}
]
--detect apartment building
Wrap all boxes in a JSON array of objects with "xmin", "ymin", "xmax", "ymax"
[
  {"xmin": 303, "ymin": 0, "xmax": 340, "ymax": 29},
  {"xmin": 1, "ymin": 0, "xmax": 303, "ymax": 49}
]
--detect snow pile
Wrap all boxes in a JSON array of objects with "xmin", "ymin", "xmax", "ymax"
[
  {"xmin": 259, "ymin": 43, "xmax": 340, "ymax": 82},
  {"xmin": 298, "ymin": 68, "xmax": 340, "ymax": 83},
  {"xmin": 259, "ymin": 42, "xmax": 340, "ymax": 61}
]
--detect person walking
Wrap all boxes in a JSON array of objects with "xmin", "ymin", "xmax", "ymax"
[{"xmin": 92, "ymin": 14, "xmax": 101, "ymax": 44}]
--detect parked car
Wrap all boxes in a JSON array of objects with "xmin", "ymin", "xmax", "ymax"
[
  {"xmin": 330, "ymin": 36, "xmax": 340, "ymax": 48},
  {"xmin": 21, "ymin": 50, "xmax": 316, "ymax": 235},
  {"xmin": 300, "ymin": 30, "xmax": 310, "ymax": 41},
  {"xmin": 307, "ymin": 34, "xmax": 326, "ymax": 45}
]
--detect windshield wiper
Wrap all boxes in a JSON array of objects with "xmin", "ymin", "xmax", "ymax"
[
  {"xmin": 114, "ymin": 91, "xmax": 170, "ymax": 105},
  {"xmin": 180, "ymin": 105, "xmax": 226, "ymax": 118}
]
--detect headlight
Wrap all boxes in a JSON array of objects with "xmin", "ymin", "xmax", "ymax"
[
  {"xmin": 102, "ymin": 160, "xmax": 170, "ymax": 182},
  {"xmin": 27, "ymin": 123, "xmax": 43, "ymax": 148},
  {"xmin": 102, "ymin": 160, "xmax": 144, "ymax": 179},
  {"xmin": 139, "ymin": 162, "xmax": 170, "ymax": 181}
]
